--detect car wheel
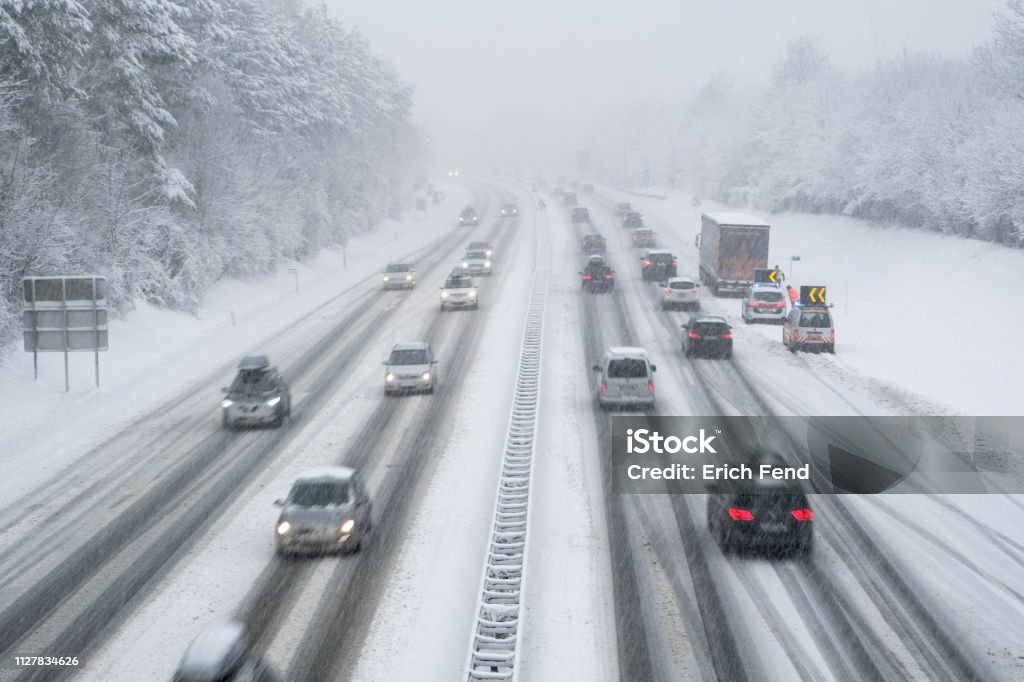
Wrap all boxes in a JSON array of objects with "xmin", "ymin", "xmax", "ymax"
[
  {"xmin": 788, "ymin": 341, "xmax": 797, "ymax": 353},
  {"xmin": 827, "ymin": 345, "xmax": 835, "ymax": 354},
  {"xmin": 426, "ymin": 384, "xmax": 435, "ymax": 394},
  {"xmin": 661, "ymin": 302, "xmax": 669, "ymax": 310},
  {"xmin": 693, "ymin": 303, "xmax": 700, "ymax": 312},
  {"xmin": 273, "ymin": 413, "xmax": 284, "ymax": 428},
  {"xmin": 724, "ymin": 351, "xmax": 733, "ymax": 360},
  {"xmin": 743, "ymin": 316, "xmax": 752, "ymax": 324}
]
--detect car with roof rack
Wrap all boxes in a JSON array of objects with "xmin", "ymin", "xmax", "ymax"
[{"xmin": 220, "ymin": 356, "xmax": 291, "ymax": 429}]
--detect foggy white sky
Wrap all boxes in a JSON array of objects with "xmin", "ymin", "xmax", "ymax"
[{"xmin": 326, "ymin": 0, "xmax": 1007, "ymax": 172}]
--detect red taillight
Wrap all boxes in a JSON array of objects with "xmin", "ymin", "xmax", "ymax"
[
  {"xmin": 601, "ymin": 382, "xmax": 607, "ymax": 392},
  {"xmin": 644, "ymin": 260, "xmax": 651, "ymax": 266},
  {"xmin": 671, "ymin": 260, "xmax": 677, "ymax": 267},
  {"xmin": 723, "ymin": 333, "xmax": 733, "ymax": 340},
  {"xmin": 774, "ymin": 302, "xmax": 787, "ymax": 309},
  {"xmin": 647, "ymin": 381, "xmax": 654, "ymax": 392},
  {"xmin": 829, "ymin": 332, "xmax": 836, "ymax": 342},
  {"xmin": 582, "ymin": 275, "xmax": 591, "ymax": 281},
  {"xmin": 687, "ymin": 332, "xmax": 701, "ymax": 339},
  {"xmin": 729, "ymin": 508, "xmax": 754, "ymax": 521},
  {"xmin": 632, "ymin": 235, "xmax": 638, "ymax": 240},
  {"xmin": 604, "ymin": 274, "xmax": 614, "ymax": 279},
  {"xmin": 664, "ymin": 288, "xmax": 672, "ymax": 294},
  {"xmin": 747, "ymin": 301, "xmax": 759, "ymax": 308},
  {"xmin": 791, "ymin": 509, "xmax": 814, "ymax": 522},
  {"xmin": 693, "ymin": 289, "xmax": 700, "ymax": 294}
]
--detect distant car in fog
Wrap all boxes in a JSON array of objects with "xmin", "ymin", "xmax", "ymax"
[
  {"xmin": 552, "ymin": 187, "xmax": 565, "ymax": 198},
  {"xmin": 383, "ymin": 341, "xmax": 438, "ymax": 394},
  {"xmin": 593, "ymin": 346, "xmax": 656, "ymax": 410},
  {"xmin": 562, "ymin": 191, "xmax": 578, "ymax": 207},
  {"xmin": 458, "ymin": 206, "xmax": 479, "ymax": 226},
  {"xmin": 622, "ymin": 211, "xmax": 644, "ymax": 228},
  {"xmin": 615, "ymin": 202, "xmax": 632, "ymax": 217},
  {"xmin": 173, "ymin": 621, "xmax": 279, "ymax": 682},
  {"xmin": 381, "ymin": 262, "xmax": 416, "ymax": 290},
  {"xmin": 462, "ymin": 249, "xmax": 492, "ymax": 276},
  {"xmin": 707, "ymin": 481, "xmax": 813, "ymax": 555},
  {"xmin": 570, "ymin": 206, "xmax": 591, "ymax": 223},
  {"xmin": 500, "ymin": 204, "xmax": 518, "ymax": 217},
  {"xmin": 660, "ymin": 277, "xmax": 700, "ymax": 311},
  {"xmin": 275, "ymin": 467, "xmax": 372, "ymax": 555},
  {"xmin": 640, "ymin": 250, "xmax": 677, "ymax": 281},
  {"xmin": 467, "ymin": 241, "xmax": 494, "ymax": 258},
  {"xmin": 448, "ymin": 170, "xmax": 459, "ymax": 177},
  {"xmin": 630, "ymin": 227, "xmax": 656, "ymax": 248},
  {"xmin": 221, "ymin": 356, "xmax": 291, "ymax": 429},
  {"xmin": 582, "ymin": 233, "xmax": 606, "ymax": 254},
  {"xmin": 440, "ymin": 273, "xmax": 478, "ymax": 311}
]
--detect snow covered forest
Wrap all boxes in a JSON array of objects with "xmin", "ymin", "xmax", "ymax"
[
  {"xmin": 603, "ymin": 3, "xmax": 1024, "ymax": 249},
  {"xmin": 0, "ymin": 0, "xmax": 426, "ymax": 350}
]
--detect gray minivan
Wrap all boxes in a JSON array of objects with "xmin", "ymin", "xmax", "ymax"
[{"xmin": 593, "ymin": 347, "xmax": 657, "ymax": 410}]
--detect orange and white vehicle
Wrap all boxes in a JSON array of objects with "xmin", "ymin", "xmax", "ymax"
[{"xmin": 782, "ymin": 304, "xmax": 835, "ymax": 353}]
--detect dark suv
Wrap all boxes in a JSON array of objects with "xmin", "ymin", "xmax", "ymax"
[
  {"xmin": 582, "ymin": 233, "xmax": 606, "ymax": 254},
  {"xmin": 221, "ymin": 356, "xmax": 292, "ymax": 429},
  {"xmin": 640, "ymin": 250, "xmax": 677, "ymax": 281},
  {"xmin": 707, "ymin": 483, "xmax": 813, "ymax": 555},
  {"xmin": 681, "ymin": 316, "xmax": 733, "ymax": 358},
  {"xmin": 581, "ymin": 256, "xmax": 615, "ymax": 293},
  {"xmin": 623, "ymin": 211, "xmax": 644, "ymax": 228},
  {"xmin": 570, "ymin": 206, "xmax": 591, "ymax": 223}
]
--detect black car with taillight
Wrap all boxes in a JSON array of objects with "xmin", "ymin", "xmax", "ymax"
[
  {"xmin": 623, "ymin": 211, "xmax": 644, "ymax": 228},
  {"xmin": 681, "ymin": 315, "xmax": 733, "ymax": 358},
  {"xmin": 580, "ymin": 256, "xmax": 615, "ymax": 293},
  {"xmin": 582, "ymin": 233, "xmax": 606, "ymax": 254},
  {"xmin": 640, "ymin": 250, "xmax": 677, "ymax": 281},
  {"xmin": 707, "ymin": 483, "xmax": 813, "ymax": 555}
]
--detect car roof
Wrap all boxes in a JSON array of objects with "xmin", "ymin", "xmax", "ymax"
[
  {"xmin": 386, "ymin": 262, "xmax": 411, "ymax": 268},
  {"xmin": 295, "ymin": 466, "xmax": 356, "ymax": 483},
  {"xmin": 391, "ymin": 341, "xmax": 430, "ymax": 351},
  {"xmin": 468, "ymin": 241, "xmax": 491, "ymax": 246},
  {"xmin": 177, "ymin": 622, "xmax": 247, "ymax": 677},
  {"xmin": 667, "ymin": 276, "xmax": 695, "ymax": 283},
  {"xmin": 646, "ymin": 249, "xmax": 671, "ymax": 255},
  {"xmin": 238, "ymin": 355, "xmax": 270, "ymax": 370},
  {"xmin": 693, "ymin": 315, "xmax": 729, "ymax": 324},
  {"xmin": 606, "ymin": 346, "xmax": 650, "ymax": 358}
]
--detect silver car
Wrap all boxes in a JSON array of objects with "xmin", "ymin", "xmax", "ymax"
[
  {"xmin": 593, "ymin": 347, "xmax": 657, "ymax": 410},
  {"xmin": 462, "ymin": 250, "xmax": 492, "ymax": 276},
  {"xmin": 741, "ymin": 283, "xmax": 787, "ymax": 323},
  {"xmin": 274, "ymin": 467, "xmax": 372, "ymax": 555},
  {"xmin": 660, "ymin": 277, "xmax": 701, "ymax": 310},
  {"xmin": 383, "ymin": 341, "xmax": 438, "ymax": 394},
  {"xmin": 440, "ymin": 274, "xmax": 478, "ymax": 310},
  {"xmin": 221, "ymin": 356, "xmax": 291, "ymax": 429},
  {"xmin": 631, "ymin": 227, "xmax": 656, "ymax": 248},
  {"xmin": 382, "ymin": 262, "xmax": 416, "ymax": 290}
]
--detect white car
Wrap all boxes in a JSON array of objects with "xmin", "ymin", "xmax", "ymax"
[
  {"xmin": 383, "ymin": 342, "xmax": 437, "ymax": 394},
  {"xmin": 660, "ymin": 277, "xmax": 701, "ymax": 311},
  {"xmin": 741, "ymin": 283, "xmax": 787, "ymax": 323},
  {"xmin": 440, "ymin": 273, "xmax": 478, "ymax": 311},
  {"xmin": 593, "ymin": 346, "xmax": 656, "ymax": 410},
  {"xmin": 462, "ymin": 250, "xmax": 492, "ymax": 276},
  {"xmin": 381, "ymin": 262, "xmax": 416, "ymax": 290}
]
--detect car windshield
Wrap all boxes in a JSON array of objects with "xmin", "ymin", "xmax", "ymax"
[
  {"xmin": 466, "ymin": 251, "xmax": 487, "ymax": 259},
  {"xmin": 389, "ymin": 349, "xmax": 428, "ymax": 365},
  {"xmin": 694, "ymin": 322, "xmax": 729, "ymax": 336},
  {"xmin": 753, "ymin": 291, "xmax": 783, "ymax": 302},
  {"xmin": 446, "ymin": 277, "xmax": 472, "ymax": 288},
  {"xmin": 288, "ymin": 481, "xmax": 351, "ymax": 507},
  {"xmin": 229, "ymin": 369, "xmax": 277, "ymax": 394},
  {"xmin": 469, "ymin": 243, "xmax": 488, "ymax": 249},
  {"xmin": 385, "ymin": 263, "xmax": 410, "ymax": 273},
  {"xmin": 461, "ymin": 208, "xmax": 474, "ymax": 215},
  {"xmin": 670, "ymin": 281, "xmax": 695, "ymax": 290},
  {"xmin": 635, "ymin": 230, "xmax": 652, "ymax": 236},
  {"xmin": 799, "ymin": 312, "xmax": 832, "ymax": 328},
  {"xmin": 607, "ymin": 358, "xmax": 648, "ymax": 378},
  {"xmin": 649, "ymin": 254, "xmax": 674, "ymax": 263}
]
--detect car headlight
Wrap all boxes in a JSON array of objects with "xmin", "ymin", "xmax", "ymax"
[
  {"xmin": 462, "ymin": 261, "xmax": 468, "ymax": 268},
  {"xmin": 277, "ymin": 521, "xmax": 292, "ymax": 536},
  {"xmin": 484, "ymin": 261, "xmax": 491, "ymax": 267},
  {"xmin": 486, "ymin": 250, "xmax": 492, "ymax": 257},
  {"xmin": 422, "ymin": 372, "xmax": 431, "ymax": 381},
  {"xmin": 266, "ymin": 396, "xmax": 281, "ymax": 407},
  {"xmin": 340, "ymin": 519, "xmax": 355, "ymax": 534},
  {"xmin": 441, "ymin": 292, "xmax": 450, "ymax": 299},
  {"xmin": 405, "ymin": 274, "xmax": 412, "ymax": 280},
  {"xmin": 468, "ymin": 290, "xmax": 476, "ymax": 298},
  {"xmin": 221, "ymin": 399, "xmax": 233, "ymax": 408},
  {"xmin": 383, "ymin": 276, "xmax": 390, "ymax": 282},
  {"xmin": 386, "ymin": 372, "xmax": 395, "ymax": 381}
]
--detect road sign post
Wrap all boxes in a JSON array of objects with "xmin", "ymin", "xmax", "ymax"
[{"xmin": 23, "ymin": 276, "xmax": 108, "ymax": 391}]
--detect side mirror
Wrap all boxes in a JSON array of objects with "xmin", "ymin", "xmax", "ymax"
[
  {"xmin": 651, "ymin": 365, "xmax": 657, "ymax": 372},
  {"xmin": 431, "ymin": 359, "xmax": 438, "ymax": 364},
  {"xmin": 273, "ymin": 499, "xmax": 284, "ymax": 507},
  {"xmin": 381, "ymin": 360, "xmax": 388, "ymax": 366},
  {"xmin": 694, "ymin": 235, "xmax": 702, "ymax": 248},
  {"xmin": 592, "ymin": 365, "xmax": 601, "ymax": 372}
]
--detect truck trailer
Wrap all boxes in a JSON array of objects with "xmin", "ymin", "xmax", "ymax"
[{"xmin": 696, "ymin": 212, "xmax": 771, "ymax": 296}]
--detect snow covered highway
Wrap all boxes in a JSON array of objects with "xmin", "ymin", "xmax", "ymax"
[{"xmin": 2, "ymin": 176, "xmax": 1020, "ymax": 682}]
